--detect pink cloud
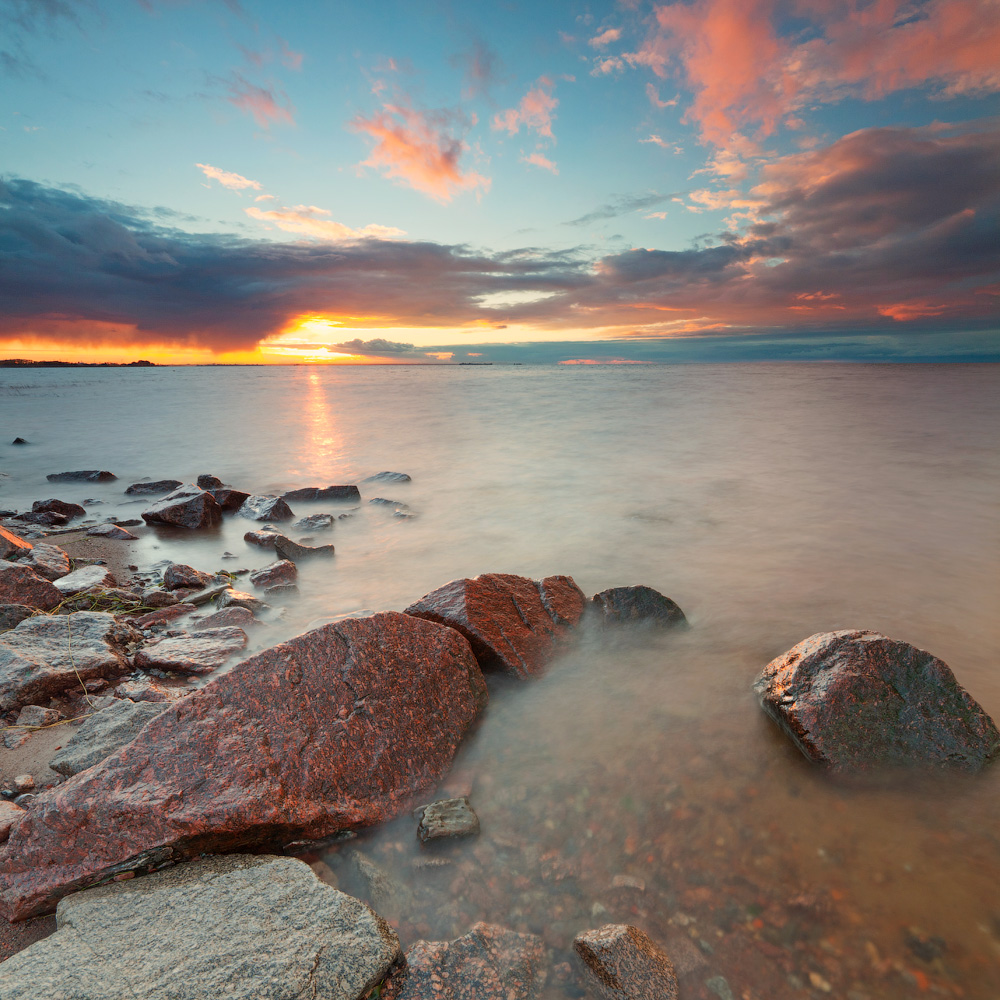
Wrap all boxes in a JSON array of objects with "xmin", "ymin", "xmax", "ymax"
[
  {"xmin": 245, "ymin": 204, "xmax": 403, "ymax": 241},
  {"xmin": 645, "ymin": 83, "xmax": 677, "ymax": 108},
  {"xmin": 226, "ymin": 72, "xmax": 294, "ymax": 127},
  {"xmin": 195, "ymin": 163, "xmax": 261, "ymax": 192},
  {"xmin": 492, "ymin": 77, "xmax": 558, "ymax": 140},
  {"xmin": 279, "ymin": 39, "xmax": 303, "ymax": 71},
  {"xmin": 522, "ymin": 152, "xmax": 559, "ymax": 174},
  {"xmin": 591, "ymin": 57, "xmax": 625, "ymax": 76},
  {"xmin": 353, "ymin": 103, "xmax": 490, "ymax": 203},
  {"xmin": 589, "ymin": 27, "xmax": 622, "ymax": 48}
]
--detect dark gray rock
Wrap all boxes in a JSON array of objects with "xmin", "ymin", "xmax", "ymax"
[
  {"xmin": 244, "ymin": 529, "xmax": 279, "ymax": 548},
  {"xmin": 124, "ymin": 480, "xmax": 183, "ymax": 495},
  {"xmin": 0, "ymin": 855, "xmax": 401, "ymax": 1000},
  {"xmin": 416, "ymin": 796, "xmax": 480, "ymax": 842},
  {"xmin": 49, "ymin": 700, "xmax": 165, "ymax": 776},
  {"xmin": 196, "ymin": 474, "xmax": 224, "ymax": 490},
  {"xmin": 283, "ymin": 485, "xmax": 360, "ymax": 502},
  {"xmin": 134, "ymin": 627, "xmax": 248, "ymax": 675},
  {"xmin": 12, "ymin": 511, "xmax": 68, "ymax": 527},
  {"xmin": 274, "ymin": 534, "xmax": 335, "ymax": 561},
  {"xmin": 574, "ymin": 924, "xmax": 678, "ymax": 1000},
  {"xmin": 238, "ymin": 495, "xmax": 294, "ymax": 522},
  {"xmin": 86, "ymin": 524, "xmax": 138, "ymax": 540},
  {"xmin": 11, "ymin": 437, "xmax": 27, "ymax": 445},
  {"xmin": 362, "ymin": 472, "xmax": 411, "ymax": 484},
  {"xmin": 208, "ymin": 488, "xmax": 250, "ymax": 511},
  {"xmin": 31, "ymin": 499, "xmax": 86, "ymax": 520},
  {"xmin": 141, "ymin": 485, "xmax": 222, "ymax": 530},
  {"xmin": 22, "ymin": 543, "xmax": 70, "ymax": 582},
  {"xmin": 46, "ymin": 471, "xmax": 117, "ymax": 483},
  {"xmin": 292, "ymin": 513, "xmax": 334, "ymax": 532},
  {"xmin": 0, "ymin": 612, "xmax": 139, "ymax": 710},
  {"xmin": 590, "ymin": 586, "xmax": 687, "ymax": 629},
  {"xmin": 0, "ymin": 605, "xmax": 34, "ymax": 632},
  {"xmin": 753, "ymin": 629, "xmax": 1000, "ymax": 771}
]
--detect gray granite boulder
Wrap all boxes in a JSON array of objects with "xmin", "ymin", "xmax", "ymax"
[
  {"xmin": 238, "ymin": 495, "xmax": 294, "ymax": 522},
  {"xmin": 49, "ymin": 700, "xmax": 167, "ymax": 776},
  {"xmin": 574, "ymin": 924, "xmax": 678, "ymax": 1000},
  {"xmin": 141, "ymin": 485, "xmax": 222, "ymax": 530},
  {"xmin": 21, "ymin": 543, "xmax": 70, "ymax": 582},
  {"xmin": 0, "ymin": 564, "xmax": 62, "ymax": 611},
  {"xmin": 53, "ymin": 565, "xmax": 115, "ymax": 595},
  {"xmin": 133, "ymin": 626, "xmax": 248, "ymax": 675},
  {"xmin": 0, "ymin": 855, "xmax": 400, "ymax": 1000},
  {"xmin": 0, "ymin": 612, "xmax": 140, "ymax": 710}
]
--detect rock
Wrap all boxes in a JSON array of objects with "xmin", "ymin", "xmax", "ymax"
[
  {"xmin": 21, "ymin": 543, "xmax": 70, "ymax": 582},
  {"xmin": 134, "ymin": 627, "xmax": 248, "ymax": 675},
  {"xmin": 45, "ymin": 471, "xmax": 116, "ymax": 483},
  {"xmin": 574, "ymin": 924, "xmax": 678, "ymax": 1000},
  {"xmin": 0, "ymin": 606, "xmax": 34, "ymax": 632},
  {"xmin": 3, "ymin": 706, "xmax": 63, "ymax": 750},
  {"xmin": 131, "ymin": 604, "xmax": 196, "ymax": 629},
  {"xmin": 31, "ymin": 499, "xmax": 86, "ymax": 520},
  {"xmin": 49, "ymin": 700, "xmax": 166, "ymax": 776},
  {"xmin": 362, "ymin": 472, "xmax": 411, "ymax": 484},
  {"xmin": 273, "ymin": 534, "xmax": 335, "ymax": 561},
  {"xmin": 141, "ymin": 485, "xmax": 222, "ymax": 530},
  {"xmin": 0, "ymin": 802, "xmax": 26, "ymax": 843},
  {"xmin": 248, "ymin": 560, "xmax": 297, "ymax": 589},
  {"xmin": 162, "ymin": 564, "xmax": 214, "ymax": 591},
  {"xmin": 86, "ymin": 524, "xmax": 138, "ymax": 540},
  {"xmin": 53, "ymin": 565, "xmax": 115, "ymax": 595},
  {"xmin": 12, "ymin": 511, "xmax": 67, "ymax": 527},
  {"xmin": 283, "ymin": 485, "xmax": 360, "ymax": 502},
  {"xmin": 184, "ymin": 583, "xmax": 231, "ymax": 607},
  {"xmin": 352, "ymin": 850, "xmax": 405, "ymax": 907},
  {"xmin": 238, "ymin": 495, "xmax": 294, "ymax": 522},
  {"xmin": 124, "ymin": 480, "xmax": 183, "ymax": 495},
  {"xmin": 0, "ymin": 527, "xmax": 33, "ymax": 561},
  {"xmin": 706, "ymin": 976, "xmax": 735, "ymax": 1000},
  {"xmin": 196, "ymin": 474, "xmax": 224, "ymax": 490},
  {"xmin": 0, "ymin": 855, "xmax": 400, "ymax": 1000},
  {"xmin": 113, "ymin": 676, "xmax": 185, "ymax": 703},
  {"xmin": 0, "ymin": 564, "xmax": 62, "ymax": 612},
  {"xmin": 12, "ymin": 775, "xmax": 34, "ymax": 793},
  {"xmin": 369, "ymin": 497, "xmax": 410, "ymax": 510},
  {"xmin": 292, "ymin": 513, "xmax": 334, "ymax": 532},
  {"xmin": 0, "ymin": 612, "xmax": 487, "ymax": 919},
  {"xmin": 416, "ymin": 796, "xmax": 480, "ymax": 842},
  {"xmin": 591, "ymin": 586, "xmax": 687, "ymax": 628},
  {"xmin": 0, "ymin": 612, "xmax": 139, "ymax": 711},
  {"xmin": 208, "ymin": 488, "xmax": 250, "ymax": 511},
  {"xmin": 265, "ymin": 583, "xmax": 298, "ymax": 597},
  {"xmin": 405, "ymin": 573, "xmax": 586, "ymax": 679},
  {"xmin": 383, "ymin": 923, "xmax": 546, "ymax": 1000},
  {"xmin": 10, "ymin": 437, "xmax": 27, "ymax": 445},
  {"xmin": 244, "ymin": 529, "xmax": 279, "ymax": 548},
  {"xmin": 140, "ymin": 588, "xmax": 178, "ymax": 607},
  {"xmin": 753, "ymin": 630, "xmax": 1000, "ymax": 770},
  {"xmin": 216, "ymin": 588, "xmax": 269, "ymax": 614},
  {"xmin": 192, "ymin": 606, "xmax": 257, "ymax": 630}
]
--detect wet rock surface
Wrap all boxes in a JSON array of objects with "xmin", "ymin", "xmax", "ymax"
[
  {"xmin": 124, "ymin": 479, "xmax": 183, "ymax": 495},
  {"xmin": 238, "ymin": 494, "xmax": 294, "ymax": 521},
  {"xmin": 196, "ymin": 474, "xmax": 224, "ymax": 490},
  {"xmin": 405, "ymin": 573, "xmax": 586, "ymax": 679},
  {"xmin": 49, "ymin": 700, "xmax": 166, "ymax": 776},
  {"xmin": 31, "ymin": 499, "xmax": 86, "ymax": 520},
  {"xmin": 591, "ymin": 586, "xmax": 687, "ymax": 629},
  {"xmin": 45, "ymin": 471, "xmax": 117, "ymax": 483},
  {"xmin": 362, "ymin": 471, "xmax": 412, "ymax": 484},
  {"xmin": 248, "ymin": 559, "xmax": 297, "ymax": 589},
  {"xmin": 162, "ymin": 563, "xmax": 214, "ymax": 590},
  {"xmin": 216, "ymin": 587, "xmax": 268, "ymax": 613},
  {"xmin": 192, "ymin": 606, "xmax": 257, "ymax": 630},
  {"xmin": 283, "ymin": 485, "xmax": 360, "ymax": 502},
  {"xmin": 274, "ymin": 533, "xmax": 335, "ymax": 561},
  {"xmin": 384, "ymin": 923, "xmax": 546, "ymax": 1000},
  {"xmin": 416, "ymin": 796, "xmax": 480, "ymax": 842},
  {"xmin": 574, "ymin": 924, "xmax": 678, "ymax": 1000},
  {"xmin": 86, "ymin": 523, "xmax": 138, "ymax": 540},
  {"xmin": 0, "ymin": 612, "xmax": 488, "ymax": 919},
  {"xmin": 133, "ymin": 626, "xmax": 248, "ymax": 675},
  {"xmin": 208, "ymin": 487, "xmax": 250, "ymax": 511},
  {"xmin": 0, "ymin": 855, "xmax": 401, "ymax": 1000},
  {"xmin": 0, "ymin": 611, "xmax": 139, "ymax": 710},
  {"xmin": 244, "ymin": 528, "xmax": 279, "ymax": 547},
  {"xmin": 53, "ymin": 564, "xmax": 115, "ymax": 595},
  {"xmin": 0, "ymin": 564, "xmax": 62, "ymax": 612},
  {"xmin": 141, "ymin": 484, "xmax": 222, "ymax": 529},
  {"xmin": 293, "ymin": 513, "xmax": 334, "ymax": 532},
  {"xmin": 753, "ymin": 630, "xmax": 1000, "ymax": 770}
]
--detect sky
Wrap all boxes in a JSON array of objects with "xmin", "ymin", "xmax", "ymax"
[{"xmin": 1, "ymin": 0, "xmax": 999, "ymax": 365}]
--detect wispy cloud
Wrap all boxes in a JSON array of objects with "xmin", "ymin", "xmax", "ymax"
[
  {"xmin": 225, "ymin": 71, "xmax": 294, "ymax": 127},
  {"xmin": 589, "ymin": 27, "xmax": 622, "ymax": 48},
  {"xmin": 244, "ymin": 204, "xmax": 404, "ymax": 241},
  {"xmin": 195, "ymin": 163, "xmax": 262, "ymax": 191},
  {"xmin": 352, "ymin": 102, "xmax": 490, "ymax": 203},
  {"xmin": 566, "ymin": 191, "xmax": 673, "ymax": 226},
  {"xmin": 452, "ymin": 39, "xmax": 503, "ymax": 100},
  {"xmin": 522, "ymin": 152, "xmax": 558, "ymax": 174},
  {"xmin": 645, "ymin": 83, "xmax": 676, "ymax": 109},
  {"xmin": 639, "ymin": 134, "xmax": 682, "ymax": 153},
  {"xmin": 492, "ymin": 77, "xmax": 558, "ymax": 140}
]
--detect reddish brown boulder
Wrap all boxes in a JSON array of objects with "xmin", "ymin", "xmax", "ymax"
[
  {"xmin": 162, "ymin": 564, "xmax": 214, "ymax": 591},
  {"xmin": 133, "ymin": 626, "xmax": 248, "ymax": 675},
  {"xmin": 404, "ymin": 573, "xmax": 586, "ymax": 679},
  {"xmin": 141, "ymin": 485, "xmax": 222, "ymax": 529},
  {"xmin": 196, "ymin": 474, "xmax": 224, "ymax": 490},
  {"xmin": 574, "ymin": 924, "xmax": 678, "ymax": 1000},
  {"xmin": 248, "ymin": 560, "xmax": 297, "ymax": 589},
  {"xmin": 590, "ymin": 586, "xmax": 687, "ymax": 629},
  {"xmin": 21, "ymin": 543, "xmax": 70, "ymax": 582},
  {"xmin": 753, "ymin": 630, "xmax": 1000, "ymax": 771},
  {"xmin": 273, "ymin": 534, "xmax": 334, "ymax": 561},
  {"xmin": 383, "ymin": 923, "xmax": 546, "ymax": 1000},
  {"xmin": 0, "ymin": 527, "xmax": 32, "ymax": 561},
  {"xmin": 0, "ymin": 564, "xmax": 62, "ymax": 612},
  {"xmin": 0, "ymin": 612, "xmax": 488, "ymax": 920},
  {"xmin": 132, "ymin": 603, "xmax": 197, "ymax": 629},
  {"xmin": 208, "ymin": 488, "xmax": 251, "ymax": 511},
  {"xmin": 31, "ymin": 499, "xmax": 86, "ymax": 520}
]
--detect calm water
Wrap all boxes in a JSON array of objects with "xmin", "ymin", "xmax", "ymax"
[{"xmin": 2, "ymin": 363, "xmax": 999, "ymax": 997}]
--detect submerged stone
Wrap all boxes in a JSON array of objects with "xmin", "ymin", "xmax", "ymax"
[
  {"xmin": 124, "ymin": 480, "xmax": 183, "ymax": 495},
  {"xmin": 283, "ymin": 485, "xmax": 360, "ymax": 502},
  {"xmin": 31, "ymin": 499, "xmax": 86, "ymax": 520},
  {"xmin": 415, "ymin": 796, "xmax": 480, "ymax": 842},
  {"xmin": 46, "ymin": 471, "xmax": 117, "ymax": 483},
  {"xmin": 591, "ymin": 586, "xmax": 687, "ymax": 629},
  {"xmin": 574, "ymin": 924, "xmax": 678, "ymax": 1000}
]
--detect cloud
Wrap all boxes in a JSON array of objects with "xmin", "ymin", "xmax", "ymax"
[
  {"xmin": 591, "ymin": 57, "xmax": 624, "ymax": 76},
  {"xmin": 645, "ymin": 83, "xmax": 676, "ymax": 109},
  {"xmin": 244, "ymin": 204, "xmax": 404, "ymax": 241},
  {"xmin": 522, "ymin": 152, "xmax": 558, "ymax": 174},
  {"xmin": 566, "ymin": 191, "xmax": 673, "ymax": 226},
  {"xmin": 452, "ymin": 39, "xmax": 502, "ymax": 100},
  {"xmin": 332, "ymin": 337, "xmax": 417, "ymax": 355},
  {"xmin": 225, "ymin": 71, "xmax": 295, "ymax": 127},
  {"xmin": 589, "ymin": 27, "xmax": 622, "ymax": 48},
  {"xmin": 352, "ymin": 102, "xmax": 490, "ymax": 203},
  {"xmin": 195, "ymin": 163, "xmax": 262, "ymax": 191},
  {"xmin": 492, "ymin": 77, "xmax": 558, "ymax": 140},
  {"xmin": 639, "ymin": 134, "xmax": 682, "ymax": 153}
]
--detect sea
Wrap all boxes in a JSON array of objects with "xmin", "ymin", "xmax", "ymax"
[{"xmin": 2, "ymin": 362, "xmax": 999, "ymax": 998}]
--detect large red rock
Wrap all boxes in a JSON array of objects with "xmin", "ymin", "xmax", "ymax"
[
  {"xmin": 753, "ymin": 630, "xmax": 1000, "ymax": 771},
  {"xmin": 0, "ymin": 564, "xmax": 62, "ymax": 612},
  {"xmin": 404, "ymin": 573, "xmax": 586, "ymax": 679},
  {"xmin": 141, "ymin": 485, "xmax": 222, "ymax": 529},
  {"xmin": 0, "ymin": 612, "xmax": 488, "ymax": 920}
]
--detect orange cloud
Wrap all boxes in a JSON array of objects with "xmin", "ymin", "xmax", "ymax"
[
  {"xmin": 226, "ymin": 72, "xmax": 295, "ymax": 128},
  {"xmin": 244, "ymin": 204, "xmax": 404, "ymax": 240},
  {"xmin": 492, "ymin": 77, "xmax": 558, "ymax": 140},
  {"xmin": 522, "ymin": 152, "xmax": 558, "ymax": 174},
  {"xmin": 353, "ymin": 103, "xmax": 490, "ymax": 202},
  {"xmin": 877, "ymin": 302, "xmax": 949, "ymax": 322},
  {"xmin": 645, "ymin": 83, "xmax": 677, "ymax": 108},
  {"xmin": 195, "ymin": 163, "xmax": 261, "ymax": 191}
]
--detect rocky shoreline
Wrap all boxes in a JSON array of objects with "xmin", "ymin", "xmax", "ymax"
[{"xmin": 1, "ymin": 469, "xmax": 998, "ymax": 998}]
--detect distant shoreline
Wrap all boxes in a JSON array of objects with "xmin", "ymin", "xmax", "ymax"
[{"xmin": 0, "ymin": 359, "xmax": 156, "ymax": 368}]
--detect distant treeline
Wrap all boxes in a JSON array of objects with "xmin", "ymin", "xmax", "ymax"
[{"xmin": 0, "ymin": 360, "xmax": 156, "ymax": 367}]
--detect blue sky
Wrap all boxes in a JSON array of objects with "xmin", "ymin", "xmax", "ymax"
[{"xmin": 2, "ymin": 0, "xmax": 999, "ymax": 363}]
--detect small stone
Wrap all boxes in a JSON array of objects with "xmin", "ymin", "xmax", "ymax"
[
  {"xmin": 292, "ymin": 513, "xmax": 334, "ymax": 532},
  {"xmin": 574, "ymin": 924, "xmax": 678, "ymax": 1000},
  {"xmin": 248, "ymin": 560, "xmax": 297, "ymax": 590},
  {"xmin": 133, "ymin": 627, "xmax": 248, "ymax": 675},
  {"xmin": 22, "ymin": 543, "xmax": 71, "ymax": 582},
  {"xmin": 53, "ymin": 565, "xmax": 115, "ymax": 595},
  {"xmin": 244, "ymin": 530, "xmax": 279, "ymax": 548},
  {"xmin": 196, "ymin": 474, "xmax": 224, "ymax": 490},
  {"xmin": 237, "ymin": 495, "xmax": 294, "ymax": 522},
  {"xmin": 416, "ymin": 796, "xmax": 480, "ymax": 842},
  {"xmin": 11, "ymin": 437, "xmax": 27, "ymax": 445},
  {"xmin": 46, "ymin": 471, "xmax": 117, "ymax": 483},
  {"xmin": 369, "ymin": 497, "xmax": 410, "ymax": 510},
  {"xmin": 264, "ymin": 584, "xmax": 298, "ymax": 596},
  {"xmin": 132, "ymin": 604, "xmax": 197, "ymax": 629},
  {"xmin": 362, "ymin": 471, "xmax": 411, "ymax": 484},
  {"xmin": 192, "ymin": 606, "xmax": 257, "ymax": 630},
  {"xmin": 591, "ymin": 586, "xmax": 687, "ymax": 629},
  {"xmin": 141, "ymin": 588, "xmax": 178, "ymax": 608},
  {"xmin": 124, "ymin": 480, "xmax": 183, "ymax": 495},
  {"xmin": 13, "ymin": 776, "xmax": 34, "ymax": 793},
  {"xmin": 216, "ymin": 589, "xmax": 269, "ymax": 614},
  {"xmin": 282, "ymin": 485, "xmax": 360, "ymax": 502},
  {"xmin": 273, "ymin": 534, "xmax": 335, "ymax": 562},
  {"xmin": 86, "ymin": 524, "xmax": 139, "ymax": 540},
  {"xmin": 611, "ymin": 874, "xmax": 645, "ymax": 891},
  {"xmin": 31, "ymin": 499, "xmax": 86, "ymax": 520},
  {"xmin": 113, "ymin": 676, "xmax": 185, "ymax": 703},
  {"xmin": 16, "ymin": 706, "xmax": 62, "ymax": 728},
  {"xmin": 162, "ymin": 564, "xmax": 214, "ymax": 591}
]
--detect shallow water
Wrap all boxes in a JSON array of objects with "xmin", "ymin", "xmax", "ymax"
[{"xmin": 2, "ymin": 363, "xmax": 999, "ymax": 997}]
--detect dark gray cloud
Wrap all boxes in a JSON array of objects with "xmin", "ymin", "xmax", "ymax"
[
  {"xmin": 331, "ymin": 338, "xmax": 417, "ymax": 355},
  {"xmin": 565, "ymin": 191, "xmax": 675, "ymax": 226}
]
